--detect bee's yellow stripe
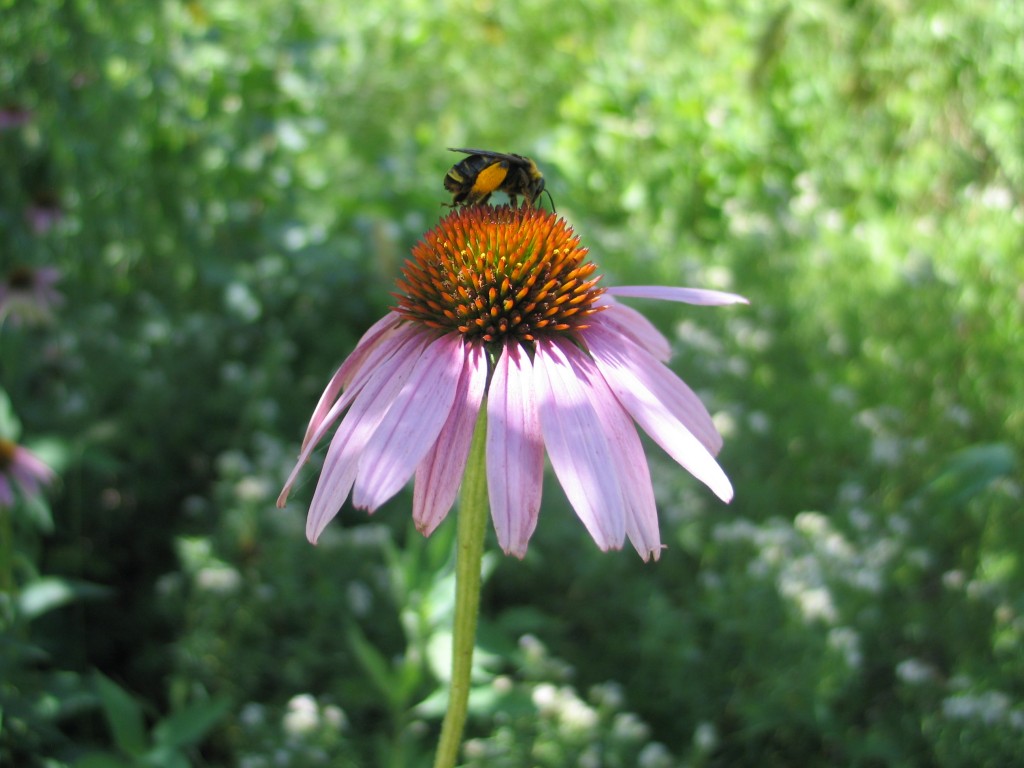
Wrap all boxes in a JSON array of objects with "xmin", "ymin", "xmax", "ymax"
[{"xmin": 472, "ymin": 162, "xmax": 509, "ymax": 196}]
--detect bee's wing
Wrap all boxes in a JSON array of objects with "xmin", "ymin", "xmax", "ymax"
[{"xmin": 448, "ymin": 148, "xmax": 516, "ymax": 161}]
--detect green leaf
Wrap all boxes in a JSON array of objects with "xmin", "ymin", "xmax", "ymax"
[
  {"xmin": 72, "ymin": 750, "xmax": 134, "ymax": 768},
  {"xmin": 18, "ymin": 577, "xmax": 110, "ymax": 620},
  {"xmin": 926, "ymin": 443, "xmax": 1017, "ymax": 506},
  {"xmin": 93, "ymin": 671, "xmax": 149, "ymax": 757},
  {"xmin": 151, "ymin": 696, "xmax": 231, "ymax": 750},
  {"xmin": 347, "ymin": 623, "xmax": 402, "ymax": 711},
  {"xmin": 16, "ymin": 491, "xmax": 54, "ymax": 534},
  {"xmin": 141, "ymin": 744, "xmax": 191, "ymax": 768},
  {"xmin": 0, "ymin": 388, "xmax": 20, "ymax": 440}
]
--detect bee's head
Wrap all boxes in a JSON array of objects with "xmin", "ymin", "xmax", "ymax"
[{"xmin": 526, "ymin": 166, "xmax": 555, "ymax": 212}]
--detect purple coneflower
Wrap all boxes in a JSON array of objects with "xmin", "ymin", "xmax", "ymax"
[
  {"xmin": 0, "ymin": 266, "xmax": 64, "ymax": 326},
  {"xmin": 26, "ymin": 201, "xmax": 63, "ymax": 236},
  {"xmin": 0, "ymin": 438, "xmax": 55, "ymax": 509},
  {"xmin": 279, "ymin": 206, "xmax": 745, "ymax": 561},
  {"xmin": 0, "ymin": 105, "xmax": 32, "ymax": 131}
]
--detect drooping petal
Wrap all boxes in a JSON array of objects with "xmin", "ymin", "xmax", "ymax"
[
  {"xmin": 585, "ymin": 371, "xmax": 662, "ymax": 561},
  {"xmin": 353, "ymin": 334, "xmax": 466, "ymax": 510},
  {"xmin": 585, "ymin": 323, "xmax": 733, "ymax": 502},
  {"xmin": 594, "ymin": 294, "xmax": 672, "ymax": 361},
  {"xmin": 487, "ymin": 342, "xmax": 544, "ymax": 558},
  {"xmin": 12, "ymin": 446, "xmax": 56, "ymax": 492},
  {"xmin": 304, "ymin": 332, "xmax": 433, "ymax": 543},
  {"xmin": 413, "ymin": 342, "xmax": 487, "ymax": 536},
  {"xmin": 12, "ymin": 465, "xmax": 42, "ymax": 496},
  {"xmin": 301, "ymin": 312, "xmax": 406, "ymax": 452},
  {"xmin": 279, "ymin": 324, "xmax": 425, "ymax": 507},
  {"xmin": 608, "ymin": 285, "xmax": 749, "ymax": 306},
  {"xmin": 534, "ymin": 338, "xmax": 626, "ymax": 552},
  {"xmin": 586, "ymin": 318, "xmax": 723, "ymax": 454}
]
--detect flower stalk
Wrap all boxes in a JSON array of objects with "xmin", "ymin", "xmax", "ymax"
[
  {"xmin": 0, "ymin": 506, "xmax": 12, "ymax": 594},
  {"xmin": 432, "ymin": 401, "xmax": 489, "ymax": 768}
]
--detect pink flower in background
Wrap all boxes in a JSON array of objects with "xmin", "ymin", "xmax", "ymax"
[
  {"xmin": 0, "ymin": 105, "xmax": 33, "ymax": 131},
  {"xmin": 0, "ymin": 266, "xmax": 64, "ymax": 326},
  {"xmin": 279, "ymin": 206, "xmax": 746, "ymax": 560},
  {"xmin": 26, "ymin": 202, "xmax": 63, "ymax": 236},
  {"xmin": 0, "ymin": 438, "xmax": 55, "ymax": 509}
]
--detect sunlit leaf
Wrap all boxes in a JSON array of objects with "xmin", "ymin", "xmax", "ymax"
[{"xmin": 17, "ymin": 577, "xmax": 109, "ymax": 620}]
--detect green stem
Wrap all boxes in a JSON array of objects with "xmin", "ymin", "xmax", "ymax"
[
  {"xmin": 433, "ymin": 404, "xmax": 489, "ymax": 768},
  {"xmin": 0, "ymin": 506, "xmax": 11, "ymax": 595}
]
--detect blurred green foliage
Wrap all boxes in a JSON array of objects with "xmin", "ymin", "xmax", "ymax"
[{"xmin": 1, "ymin": 0, "xmax": 1022, "ymax": 765}]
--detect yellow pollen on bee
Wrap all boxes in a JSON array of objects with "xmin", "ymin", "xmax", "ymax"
[{"xmin": 472, "ymin": 163, "xmax": 509, "ymax": 196}]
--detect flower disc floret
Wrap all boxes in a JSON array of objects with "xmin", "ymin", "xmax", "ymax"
[
  {"xmin": 0, "ymin": 265, "xmax": 63, "ymax": 326},
  {"xmin": 394, "ymin": 206, "xmax": 605, "ymax": 344},
  {"xmin": 0, "ymin": 439, "xmax": 16, "ymax": 470}
]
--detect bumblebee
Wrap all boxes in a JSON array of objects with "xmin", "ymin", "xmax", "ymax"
[{"xmin": 443, "ymin": 148, "xmax": 555, "ymax": 210}]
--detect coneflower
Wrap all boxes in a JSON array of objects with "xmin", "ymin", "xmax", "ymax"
[{"xmin": 279, "ymin": 205, "xmax": 744, "ymax": 560}]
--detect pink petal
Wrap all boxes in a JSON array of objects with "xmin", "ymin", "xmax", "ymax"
[
  {"xmin": 594, "ymin": 295, "xmax": 671, "ymax": 362},
  {"xmin": 353, "ymin": 334, "xmax": 466, "ymax": 510},
  {"xmin": 586, "ymin": 372, "xmax": 662, "ymax": 561},
  {"xmin": 13, "ymin": 446, "xmax": 55, "ymax": 487},
  {"xmin": 486, "ymin": 342, "xmax": 544, "ymax": 558},
  {"xmin": 534, "ymin": 338, "xmax": 626, "ymax": 552},
  {"xmin": 3, "ymin": 446, "xmax": 54, "ymax": 505},
  {"xmin": 413, "ymin": 342, "xmax": 487, "ymax": 536},
  {"xmin": 584, "ymin": 323, "xmax": 734, "ymax": 503},
  {"xmin": 279, "ymin": 324, "xmax": 424, "ymax": 507},
  {"xmin": 304, "ymin": 332, "xmax": 433, "ymax": 542},
  {"xmin": 12, "ymin": 468, "xmax": 41, "ymax": 496},
  {"xmin": 301, "ymin": 312, "xmax": 405, "ymax": 452},
  {"xmin": 586, "ymin": 319, "xmax": 723, "ymax": 454},
  {"xmin": 608, "ymin": 285, "xmax": 749, "ymax": 306}
]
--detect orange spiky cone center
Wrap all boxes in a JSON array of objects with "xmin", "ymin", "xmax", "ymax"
[{"xmin": 395, "ymin": 206, "xmax": 605, "ymax": 345}]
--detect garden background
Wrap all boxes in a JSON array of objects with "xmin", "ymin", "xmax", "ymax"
[{"xmin": 2, "ymin": 0, "xmax": 1022, "ymax": 765}]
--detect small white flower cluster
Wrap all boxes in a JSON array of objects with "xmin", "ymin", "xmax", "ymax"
[
  {"xmin": 531, "ymin": 683, "xmax": 600, "ymax": 733},
  {"xmin": 460, "ymin": 652, "xmax": 678, "ymax": 767},
  {"xmin": 713, "ymin": 510, "xmax": 898, "ymax": 635},
  {"xmin": 856, "ymin": 406, "xmax": 930, "ymax": 470},
  {"xmin": 177, "ymin": 537, "xmax": 244, "ymax": 594},
  {"xmin": 237, "ymin": 694, "xmax": 349, "ymax": 768},
  {"xmin": 282, "ymin": 693, "xmax": 347, "ymax": 739},
  {"xmin": 692, "ymin": 720, "xmax": 719, "ymax": 753},
  {"xmin": 895, "ymin": 658, "xmax": 938, "ymax": 686},
  {"xmin": 518, "ymin": 634, "xmax": 574, "ymax": 681},
  {"xmin": 637, "ymin": 741, "xmax": 675, "ymax": 768},
  {"xmin": 942, "ymin": 688, "xmax": 1024, "ymax": 730},
  {"xmin": 195, "ymin": 564, "xmax": 243, "ymax": 594},
  {"xmin": 827, "ymin": 626, "xmax": 862, "ymax": 670}
]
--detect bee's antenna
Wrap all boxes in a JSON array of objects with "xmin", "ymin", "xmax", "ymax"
[{"xmin": 544, "ymin": 188, "xmax": 557, "ymax": 213}]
